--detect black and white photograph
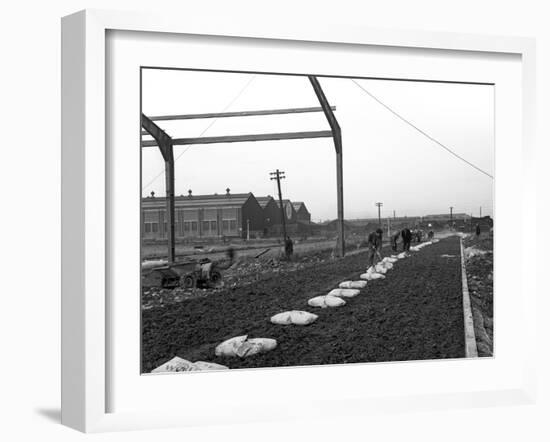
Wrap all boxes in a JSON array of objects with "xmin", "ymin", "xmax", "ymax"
[{"xmin": 140, "ymin": 68, "xmax": 494, "ymax": 374}]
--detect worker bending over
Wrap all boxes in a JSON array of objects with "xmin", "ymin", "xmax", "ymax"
[{"xmin": 367, "ymin": 228, "xmax": 384, "ymax": 269}]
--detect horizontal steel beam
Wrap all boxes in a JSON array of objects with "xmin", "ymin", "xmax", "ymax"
[
  {"xmin": 141, "ymin": 130, "xmax": 333, "ymax": 147},
  {"xmin": 148, "ymin": 106, "xmax": 336, "ymax": 121}
]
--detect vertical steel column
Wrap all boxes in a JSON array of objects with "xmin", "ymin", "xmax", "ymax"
[
  {"xmin": 308, "ymin": 76, "xmax": 345, "ymax": 257},
  {"xmin": 164, "ymin": 146, "xmax": 176, "ymax": 263},
  {"xmin": 142, "ymin": 114, "xmax": 176, "ymax": 263}
]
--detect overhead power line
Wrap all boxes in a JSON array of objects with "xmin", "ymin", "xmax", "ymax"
[
  {"xmin": 142, "ymin": 75, "xmax": 257, "ymax": 191},
  {"xmin": 350, "ymin": 79, "xmax": 494, "ymax": 180}
]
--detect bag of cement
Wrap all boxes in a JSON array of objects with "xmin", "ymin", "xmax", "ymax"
[
  {"xmin": 234, "ymin": 338, "xmax": 277, "ymax": 358},
  {"xmin": 215, "ymin": 335, "xmax": 249, "ymax": 357},
  {"xmin": 432, "ymin": 239, "xmax": 439, "ymax": 243},
  {"xmin": 151, "ymin": 357, "xmax": 198, "ymax": 373},
  {"xmin": 215, "ymin": 335, "xmax": 277, "ymax": 358},
  {"xmin": 328, "ymin": 288, "xmax": 360, "ymax": 298},
  {"xmin": 378, "ymin": 261, "xmax": 393, "ymax": 270},
  {"xmin": 383, "ymin": 257, "xmax": 398, "ymax": 264},
  {"xmin": 397, "ymin": 252, "xmax": 407, "ymax": 259},
  {"xmin": 339, "ymin": 280, "xmax": 367, "ymax": 289},
  {"xmin": 151, "ymin": 357, "xmax": 229, "ymax": 373},
  {"xmin": 374, "ymin": 264, "xmax": 388, "ymax": 274},
  {"xmin": 193, "ymin": 361, "xmax": 230, "ymax": 371},
  {"xmin": 308, "ymin": 295, "xmax": 346, "ymax": 308},
  {"xmin": 360, "ymin": 272, "xmax": 385, "ymax": 280},
  {"xmin": 271, "ymin": 310, "xmax": 318, "ymax": 325}
]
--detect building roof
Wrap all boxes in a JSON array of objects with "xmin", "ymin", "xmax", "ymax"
[
  {"xmin": 142, "ymin": 192, "xmax": 255, "ymax": 209},
  {"xmin": 255, "ymin": 196, "xmax": 277, "ymax": 209},
  {"xmin": 292, "ymin": 201, "xmax": 309, "ymax": 213},
  {"xmin": 276, "ymin": 199, "xmax": 293, "ymax": 209}
]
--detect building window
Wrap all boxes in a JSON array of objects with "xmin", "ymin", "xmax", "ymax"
[
  {"xmin": 151, "ymin": 223, "xmax": 159, "ymax": 233},
  {"xmin": 203, "ymin": 221, "xmax": 210, "ymax": 233},
  {"xmin": 144, "ymin": 223, "xmax": 152, "ymax": 233},
  {"xmin": 191, "ymin": 221, "xmax": 198, "ymax": 232},
  {"xmin": 229, "ymin": 220, "xmax": 237, "ymax": 231},
  {"xmin": 210, "ymin": 220, "xmax": 217, "ymax": 232}
]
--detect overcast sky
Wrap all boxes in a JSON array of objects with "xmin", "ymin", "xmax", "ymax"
[{"xmin": 141, "ymin": 69, "xmax": 494, "ymax": 222}]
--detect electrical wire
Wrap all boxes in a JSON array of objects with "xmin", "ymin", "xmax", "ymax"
[
  {"xmin": 350, "ymin": 79, "xmax": 494, "ymax": 179},
  {"xmin": 142, "ymin": 74, "xmax": 257, "ymax": 191}
]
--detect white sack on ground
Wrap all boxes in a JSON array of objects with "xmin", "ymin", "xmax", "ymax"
[
  {"xmin": 380, "ymin": 261, "xmax": 393, "ymax": 270},
  {"xmin": 397, "ymin": 252, "xmax": 407, "ymax": 259},
  {"xmin": 151, "ymin": 357, "xmax": 197, "ymax": 373},
  {"xmin": 193, "ymin": 361, "xmax": 230, "ymax": 371},
  {"xmin": 328, "ymin": 288, "xmax": 361, "ymax": 298},
  {"xmin": 383, "ymin": 257, "xmax": 398, "ymax": 264},
  {"xmin": 151, "ymin": 356, "xmax": 229, "ymax": 373},
  {"xmin": 308, "ymin": 295, "xmax": 346, "ymax": 308},
  {"xmin": 271, "ymin": 310, "xmax": 318, "ymax": 325},
  {"xmin": 339, "ymin": 280, "xmax": 367, "ymax": 289},
  {"xmin": 374, "ymin": 264, "xmax": 388, "ymax": 274},
  {"xmin": 234, "ymin": 338, "xmax": 278, "ymax": 358},
  {"xmin": 215, "ymin": 335, "xmax": 278, "ymax": 358},
  {"xmin": 360, "ymin": 272, "xmax": 386, "ymax": 280},
  {"xmin": 215, "ymin": 335, "xmax": 249, "ymax": 357}
]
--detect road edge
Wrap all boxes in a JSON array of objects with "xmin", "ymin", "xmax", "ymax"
[{"xmin": 460, "ymin": 236, "xmax": 478, "ymax": 358}]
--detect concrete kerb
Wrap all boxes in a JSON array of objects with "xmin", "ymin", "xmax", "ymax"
[{"xmin": 460, "ymin": 236, "xmax": 479, "ymax": 358}]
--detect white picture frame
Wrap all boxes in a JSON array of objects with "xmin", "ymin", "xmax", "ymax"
[{"xmin": 61, "ymin": 9, "xmax": 537, "ymax": 433}]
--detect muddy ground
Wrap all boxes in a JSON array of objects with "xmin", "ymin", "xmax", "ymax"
[{"xmin": 141, "ymin": 236, "xmax": 464, "ymax": 372}]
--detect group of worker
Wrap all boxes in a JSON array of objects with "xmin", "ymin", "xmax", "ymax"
[{"xmin": 367, "ymin": 227, "xmax": 435, "ymax": 269}]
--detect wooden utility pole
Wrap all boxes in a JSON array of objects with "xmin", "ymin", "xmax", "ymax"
[
  {"xmin": 270, "ymin": 169, "xmax": 287, "ymax": 242},
  {"xmin": 375, "ymin": 202, "xmax": 383, "ymax": 227},
  {"xmin": 449, "ymin": 206, "xmax": 454, "ymax": 227},
  {"xmin": 479, "ymin": 206, "xmax": 482, "ymax": 218}
]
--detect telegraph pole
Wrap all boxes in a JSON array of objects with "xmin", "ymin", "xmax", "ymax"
[
  {"xmin": 449, "ymin": 206, "xmax": 454, "ymax": 227},
  {"xmin": 270, "ymin": 169, "xmax": 287, "ymax": 242},
  {"xmin": 479, "ymin": 206, "xmax": 482, "ymax": 218},
  {"xmin": 375, "ymin": 202, "xmax": 383, "ymax": 228}
]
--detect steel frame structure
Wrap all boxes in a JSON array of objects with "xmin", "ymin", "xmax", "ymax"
[{"xmin": 141, "ymin": 75, "xmax": 344, "ymax": 262}]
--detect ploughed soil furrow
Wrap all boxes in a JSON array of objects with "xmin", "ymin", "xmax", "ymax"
[{"xmin": 141, "ymin": 237, "xmax": 464, "ymax": 372}]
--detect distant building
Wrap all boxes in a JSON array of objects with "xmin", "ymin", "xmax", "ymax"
[
  {"xmin": 256, "ymin": 196, "xmax": 281, "ymax": 230},
  {"xmin": 277, "ymin": 199, "xmax": 298, "ymax": 224},
  {"xmin": 141, "ymin": 189, "xmax": 264, "ymax": 240},
  {"xmin": 292, "ymin": 202, "xmax": 311, "ymax": 223}
]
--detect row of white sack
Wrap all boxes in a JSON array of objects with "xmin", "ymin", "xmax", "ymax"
[
  {"xmin": 152, "ymin": 334, "xmax": 279, "ymax": 371},
  {"xmin": 307, "ymin": 287, "xmax": 362, "ymax": 308}
]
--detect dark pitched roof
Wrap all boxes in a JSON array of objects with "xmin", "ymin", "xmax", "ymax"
[
  {"xmin": 292, "ymin": 201, "xmax": 309, "ymax": 213},
  {"xmin": 255, "ymin": 196, "xmax": 276, "ymax": 208},
  {"xmin": 142, "ymin": 192, "xmax": 254, "ymax": 209},
  {"xmin": 276, "ymin": 199, "xmax": 293, "ymax": 209}
]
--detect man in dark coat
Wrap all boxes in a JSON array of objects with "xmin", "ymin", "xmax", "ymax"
[
  {"xmin": 367, "ymin": 228, "xmax": 383, "ymax": 269},
  {"xmin": 401, "ymin": 228, "xmax": 412, "ymax": 251}
]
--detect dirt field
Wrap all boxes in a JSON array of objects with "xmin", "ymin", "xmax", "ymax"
[{"xmin": 141, "ymin": 236, "xmax": 465, "ymax": 372}]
